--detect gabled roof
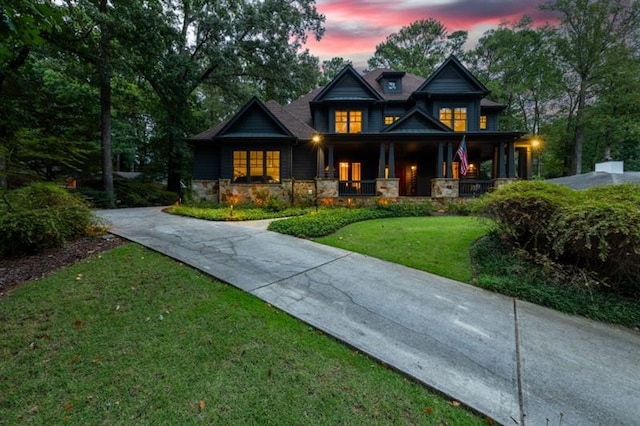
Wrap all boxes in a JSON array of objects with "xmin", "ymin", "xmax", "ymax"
[
  {"xmin": 414, "ymin": 55, "xmax": 489, "ymax": 96},
  {"xmin": 190, "ymin": 97, "xmax": 315, "ymax": 142},
  {"xmin": 311, "ymin": 65, "xmax": 384, "ymax": 103},
  {"xmin": 363, "ymin": 69, "xmax": 426, "ymax": 101},
  {"xmin": 382, "ymin": 107, "xmax": 452, "ymax": 133}
]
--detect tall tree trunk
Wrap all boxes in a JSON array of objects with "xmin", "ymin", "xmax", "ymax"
[
  {"xmin": 572, "ymin": 79, "xmax": 587, "ymax": 175},
  {"xmin": 99, "ymin": 0, "xmax": 115, "ymax": 208}
]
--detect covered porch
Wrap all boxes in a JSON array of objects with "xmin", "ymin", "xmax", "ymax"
[{"xmin": 313, "ymin": 132, "xmax": 530, "ymax": 198}]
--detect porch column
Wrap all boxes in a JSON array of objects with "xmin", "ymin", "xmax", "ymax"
[
  {"xmin": 437, "ymin": 142, "xmax": 444, "ymax": 178},
  {"xmin": 388, "ymin": 142, "xmax": 395, "ymax": 178},
  {"xmin": 518, "ymin": 147, "xmax": 532, "ymax": 179},
  {"xmin": 507, "ymin": 142, "xmax": 516, "ymax": 178},
  {"xmin": 446, "ymin": 141, "xmax": 453, "ymax": 178},
  {"xmin": 316, "ymin": 145, "xmax": 325, "ymax": 178},
  {"xmin": 498, "ymin": 142, "xmax": 506, "ymax": 178},
  {"xmin": 328, "ymin": 143, "xmax": 334, "ymax": 179},
  {"xmin": 378, "ymin": 142, "xmax": 386, "ymax": 178}
]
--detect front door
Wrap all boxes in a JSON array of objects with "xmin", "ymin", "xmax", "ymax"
[{"xmin": 398, "ymin": 163, "xmax": 417, "ymax": 196}]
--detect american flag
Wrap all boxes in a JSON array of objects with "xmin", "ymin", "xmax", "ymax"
[{"xmin": 456, "ymin": 136, "xmax": 469, "ymax": 176}]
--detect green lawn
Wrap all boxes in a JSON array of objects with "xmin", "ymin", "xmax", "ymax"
[
  {"xmin": 0, "ymin": 244, "xmax": 484, "ymax": 425},
  {"xmin": 315, "ymin": 216, "xmax": 490, "ymax": 283}
]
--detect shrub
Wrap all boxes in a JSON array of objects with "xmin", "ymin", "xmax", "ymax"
[
  {"xmin": 474, "ymin": 181, "xmax": 576, "ymax": 252},
  {"xmin": 0, "ymin": 183, "xmax": 98, "ymax": 257},
  {"xmin": 551, "ymin": 201, "xmax": 640, "ymax": 295},
  {"xmin": 114, "ymin": 179, "xmax": 179, "ymax": 207}
]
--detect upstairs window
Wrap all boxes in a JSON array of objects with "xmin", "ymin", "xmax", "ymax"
[
  {"xmin": 439, "ymin": 107, "xmax": 467, "ymax": 132},
  {"xmin": 335, "ymin": 110, "xmax": 362, "ymax": 133},
  {"xmin": 384, "ymin": 115, "xmax": 400, "ymax": 125},
  {"xmin": 480, "ymin": 115, "xmax": 487, "ymax": 130},
  {"xmin": 233, "ymin": 150, "xmax": 280, "ymax": 183}
]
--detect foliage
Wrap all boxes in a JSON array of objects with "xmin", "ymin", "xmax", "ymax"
[
  {"xmin": 167, "ymin": 204, "xmax": 310, "ymax": 221},
  {"xmin": 269, "ymin": 201, "xmax": 433, "ymax": 238},
  {"xmin": 468, "ymin": 17, "xmax": 563, "ymax": 134},
  {"xmin": 320, "ymin": 57, "xmax": 352, "ymax": 84},
  {"xmin": 476, "ymin": 181, "xmax": 640, "ymax": 295},
  {"xmin": 0, "ymin": 244, "xmax": 483, "ymax": 424},
  {"xmin": 541, "ymin": 0, "xmax": 640, "ymax": 174},
  {"xmin": 0, "ymin": 183, "xmax": 98, "ymax": 256},
  {"xmin": 474, "ymin": 181, "xmax": 576, "ymax": 251},
  {"xmin": 367, "ymin": 18, "xmax": 467, "ymax": 77},
  {"xmin": 77, "ymin": 178, "xmax": 179, "ymax": 208},
  {"xmin": 471, "ymin": 233, "xmax": 640, "ymax": 329}
]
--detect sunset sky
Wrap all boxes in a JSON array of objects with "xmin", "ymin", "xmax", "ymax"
[{"xmin": 306, "ymin": 0, "xmax": 557, "ymax": 68}]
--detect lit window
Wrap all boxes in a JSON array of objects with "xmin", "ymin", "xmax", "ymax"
[
  {"xmin": 233, "ymin": 150, "xmax": 280, "ymax": 183},
  {"xmin": 233, "ymin": 151, "xmax": 247, "ymax": 182},
  {"xmin": 439, "ymin": 107, "xmax": 467, "ymax": 132},
  {"xmin": 442, "ymin": 161, "xmax": 460, "ymax": 179},
  {"xmin": 384, "ymin": 115, "xmax": 400, "ymax": 125},
  {"xmin": 480, "ymin": 115, "xmax": 487, "ymax": 130},
  {"xmin": 335, "ymin": 110, "xmax": 362, "ymax": 133}
]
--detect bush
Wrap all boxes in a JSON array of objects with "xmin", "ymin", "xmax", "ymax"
[
  {"xmin": 269, "ymin": 202, "xmax": 433, "ymax": 238},
  {"xmin": 476, "ymin": 181, "xmax": 640, "ymax": 295},
  {"xmin": 0, "ymin": 183, "xmax": 98, "ymax": 257},
  {"xmin": 114, "ymin": 179, "xmax": 179, "ymax": 207},
  {"xmin": 551, "ymin": 201, "xmax": 640, "ymax": 295},
  {"xmin": 474, "ymin": 181, "xmax": 576, "ymax": 252}
]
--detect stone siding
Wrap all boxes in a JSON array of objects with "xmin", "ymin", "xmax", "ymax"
[
  {"xmin": 431, "ymin": 178, "xmax": 459, "ymax": 198},
  {"xmin": 376, "ymin": 178, "xmax": 400, "ymax": 198}
]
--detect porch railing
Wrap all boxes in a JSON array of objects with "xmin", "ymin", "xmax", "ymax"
[
  {"xmin": 339, "ymin": 180, "xmax": 376, "ymax": 196},
  {"xmin": 459, "ymin": 179, "xmax": 494, "ymax": 198}
]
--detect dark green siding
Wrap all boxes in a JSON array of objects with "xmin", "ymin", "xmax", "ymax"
[
  {"xmin": 193, "ymin": 145, "xmax": 220, "ymax": 179},
  {"xmin": 225, "ymin": 105, "xmax": 288, "ymax": 136},
  {"xmin": 293, "ymin": 144, "xmax": 316, "ymax": 180},
  {"xmin": 322, "ymin": 73, "xmax": 376, "ymax": 100}
]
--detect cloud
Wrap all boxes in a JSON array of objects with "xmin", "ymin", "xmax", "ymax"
[{"xmin": 309, "ymin": 0, "xmax": 558, "ymax": 67}]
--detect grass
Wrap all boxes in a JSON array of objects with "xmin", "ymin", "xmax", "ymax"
[
  {"xmin": 0, "ymin": 244, "xmax": 485, "ymax": 425},
  {"xmin": 315, "ymin": 216, "xmax": 490, "ymax": 283}
]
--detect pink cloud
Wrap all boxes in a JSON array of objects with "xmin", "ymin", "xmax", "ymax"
[{"xmin": 308, "ymin": 0, "xmax": 558, "ymax": 67}]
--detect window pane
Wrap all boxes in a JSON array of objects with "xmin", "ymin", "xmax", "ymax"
[
  {"xmin": 439, "ymin": 108, "xmax": 452, "ymax": 128},
  {"xmin": 250, "ymin": 151, "xmax": 263, "ymax": 182},
  {"xmin": 233, "ymin": 151, "xmax": 247, "ymax": 183},
  {"xmin": 335, "ymin": 111, "xmax": 348, "ymax": 133},
  {"xmin": 480, "ymin": 115, "xmax": 487, "ymax": 130},
  {"xmin": 339, "ymin": 162, "xmax": 349, "ymax": 181},
  {"xmin": 454, "ymin": 108, "xmax": 467, "ymax": 132},
  {"xmin": 349, "ymin": 111, "xmax": 362, "ymax": 133},
  {"xmin": 266, "ymin": 151, "xmax": 280, "ymax": 183}
]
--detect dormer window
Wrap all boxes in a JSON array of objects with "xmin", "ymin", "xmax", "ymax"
[{"xmin": 377, "ymin": 71, "xmax": 405, "ymax": 94}]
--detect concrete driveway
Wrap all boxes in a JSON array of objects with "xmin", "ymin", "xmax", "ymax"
[{"xmin": 96, "ymin": 207, "xmax": 640, "ymax": 426}]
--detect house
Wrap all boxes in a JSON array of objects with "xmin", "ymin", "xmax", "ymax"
[{"xmin": 189, "ymin": 55, "xmax": 532, "ymax": 204}]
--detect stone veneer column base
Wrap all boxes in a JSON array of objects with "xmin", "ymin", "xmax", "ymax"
[
  {"xmin": 376, "ymin": 178, "xmax": 400, "ymax": 197},
  {"xmin": 431, "ymin": 178, "xmax": 459, "ymax": 198},
  {"xmin": 493, "ymin": 178, "xmax": 518, "ymax": 189}
]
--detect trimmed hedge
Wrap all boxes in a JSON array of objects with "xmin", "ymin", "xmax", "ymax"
[
  {"xmin": 476, "ymin": 181, "xmax": 640, "ymax": 295},
  {"xmin": 0, "ymin": 183, "xmax": 99, "ymax": 257},
  {"xmin": 268, "ymin": 200, "xmax": 434, "ymax": 238}
]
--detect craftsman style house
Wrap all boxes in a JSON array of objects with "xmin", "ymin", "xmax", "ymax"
[{"xmin": 190, "ymin": 56, "xmax": 531, "ymax": 203}]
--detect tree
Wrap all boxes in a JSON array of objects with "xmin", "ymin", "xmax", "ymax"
[
  {"xmin": 320, "ymin": 57, "xmax": 352, "ymax": 85},
  {"xmin": 46, "ymin": 0, "xmax": 121, "ymax": 206},
  {"xmin": 122, "ymin": 0, "xmax": 325, "ymax": 194},
  {"xmin": 367, "ymin": 19, "xmax": 467, "ymax": 77},
  {"xmin": 542, "ymin": 0, "xmax": 640, "ymax": 174},
  {"xmin": 0, "ymin": 0, "xmax": 58, "ymax": 188},
  {"xmin": 469, "ymin": 17, "xmax": 563, "ymax": 135}
]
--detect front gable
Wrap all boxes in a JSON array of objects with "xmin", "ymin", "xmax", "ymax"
[
  {"xmin": 415, "ymin": 55, "xmax": 489, "ymax": 96},
  {"xmin": 312, "ymin": 65, "xmax": 384, "ymax": 102},
  {"xmin": 383, "ymin": 108, "xmax": 451, "ymax": 133},
  {"xmin": 218, "ymin": 97, "xmax": 293, "ymax": 138}
]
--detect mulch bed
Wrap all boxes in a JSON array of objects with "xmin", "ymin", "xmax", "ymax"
[{"xmin": 0, "ymin": 235, "xmax": 127, "ymax": 297}]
